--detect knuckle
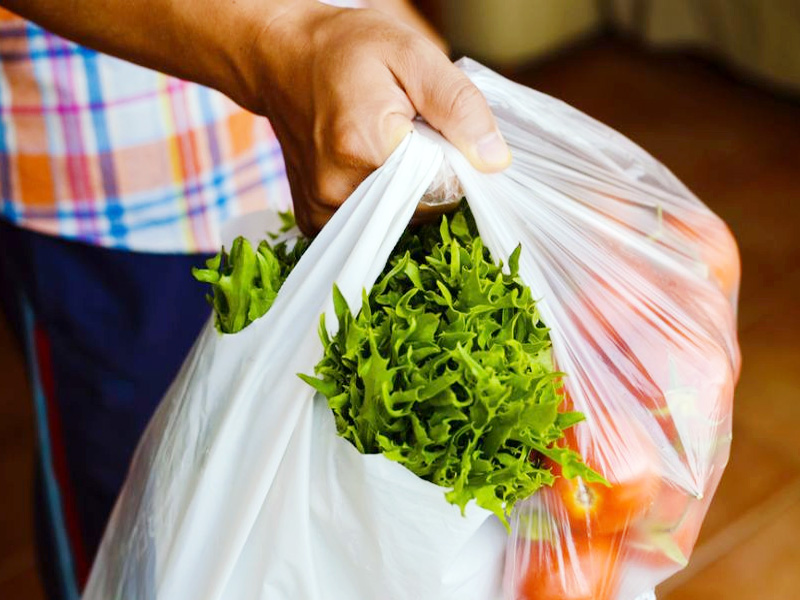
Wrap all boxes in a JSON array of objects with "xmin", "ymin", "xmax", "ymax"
[
  {"xmin": 443, "ymin": 81, "xmax": 484, "ymax": 123},
  {"xmin": 312, "ymin": 117, "xmax": 384, "ymax": 207},
  {"xmin": 331, "ymin": 124, "xmax": 370, "ymax": 167},
  {"xmin": 326, "ymin": 116, "xmax": 385, "ymax": 169},
  {"xmin": 389, "ymin": 33, "xmax": 435, "ymax": 84},
  {"xmin": 313, "ymin": 166, "xmax": 366, "ymax": 208},
  {"xmin": 313, "ymin": 173, "xmax": 348, "ymax": 207},
  {"xmin": 400, "ymin": 34, "xmax": 430, "ymax": 61}
]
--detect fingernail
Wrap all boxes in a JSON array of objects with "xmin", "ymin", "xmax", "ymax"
[{"xmin": 475, "ymin": 131, "xmax": 511, "ymax": 169}]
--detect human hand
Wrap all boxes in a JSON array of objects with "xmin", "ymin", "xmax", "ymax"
[
  {"xmin": 238, "ymin": 2, "xmax": 511, "ymax": 235},
  {"xmin": 367, "ymin": 0, "xmax": 449, "ymax": 54}
]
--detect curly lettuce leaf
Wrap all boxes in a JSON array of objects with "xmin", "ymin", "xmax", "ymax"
[
  {"xmin": 192, "ymin": 215, "xmax": 310, "ymax": 333},
  {"xmin": 300, "ymin": 207, "xmax": 598, "ymax": 526}
]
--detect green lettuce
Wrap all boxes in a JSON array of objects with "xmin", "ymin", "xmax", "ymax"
[
  {"xmin": 192, "ymin": 212, "xmax": 310, "ymax": 334},
  {"xmin": 300, "ymin": 208, "xmax": 599, "ymax": 526},
  {"xmin": 195, "ymin": 205, "xmax": 599, "ymax": 526}
]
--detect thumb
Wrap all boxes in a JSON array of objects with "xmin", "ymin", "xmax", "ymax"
[{"xmin": 391, "ymin": 44, "xmax": 511, "ymax": 172}]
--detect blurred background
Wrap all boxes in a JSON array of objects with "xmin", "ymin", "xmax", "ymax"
[{"xmin": 2, "ymin": 0, "xmax": 799, "ymax": 597}]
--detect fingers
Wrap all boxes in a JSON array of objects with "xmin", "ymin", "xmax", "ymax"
[
  {"xmin": 388, "ymin": 39, "xmax": 511, "ymax": 173},
  {"xmin": 312, "ymin": 73, "xmax": 416, "ymax": 208},
  {"xmin": 284, "ymin": 9, "xmax": 511, "ymax": 236}
]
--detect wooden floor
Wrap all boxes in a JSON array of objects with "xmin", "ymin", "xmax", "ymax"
[{"xmin": 1, "ymin": 37, "xmax": 799, "ymax": 599}]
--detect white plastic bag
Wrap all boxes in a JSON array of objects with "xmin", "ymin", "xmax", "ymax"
[{"xmin": 84, "ymin": 59, "xmax": 738, "ymax": 600}]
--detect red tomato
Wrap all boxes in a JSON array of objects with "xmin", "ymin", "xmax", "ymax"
[
  {"xmin": 627, "ymin": 485, "xmax": 705, "ymax": 568},
  {"xmin": 518, "ymin": 537, "xmax": 622, "ymax": 600},
  {"xmin": 551, "ymin": 414, "xmax": 661, "ymax": 535},
  {"xmin": 664, "ymin": 213, "xmax": 740, "ymax": 300}
]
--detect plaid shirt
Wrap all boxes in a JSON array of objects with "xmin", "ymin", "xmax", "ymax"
[{"xmin": 0, "ymin": 9, "xmax": 292, "ymax": 253}]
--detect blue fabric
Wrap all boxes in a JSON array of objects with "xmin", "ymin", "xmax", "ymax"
[{"xmin": 0, "ymin": 218, "xmax": 213, "ymax": 598}]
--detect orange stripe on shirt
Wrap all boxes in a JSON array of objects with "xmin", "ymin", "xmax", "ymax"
[
  {"xmin": 0, "ymin": 8, "xmax": 20, "ymax": 21},
  {"xmin": 17, "ymin": 154, "xmax": 57, "ymax": 207},
  {"xmin": 227, "ymin": 110, "xmax": 257, "ymax": 158},
  {"xmin": 176, "ymin": 80, "xmax": 215, "ymax": 246}
]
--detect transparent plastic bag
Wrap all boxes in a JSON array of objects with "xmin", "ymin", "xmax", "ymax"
[
  {"xmin": 445, "ymin": 59, "xmax": 739, "ymax": 600},
  {"xmin": 83, "ymin": 58, "xmax": 738, "ymax": 600}
]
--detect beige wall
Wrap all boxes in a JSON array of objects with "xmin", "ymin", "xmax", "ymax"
[
  {"xmin": 441, "ymin": 0, "xmax": 601, "ymax": 65},
  {"xmin": 438, "ymin": 0, "xmax": 800, "ymax": 93},
  {"xmin": 610, "ymin": 0, "xmax": 800, "ymax": 93}
]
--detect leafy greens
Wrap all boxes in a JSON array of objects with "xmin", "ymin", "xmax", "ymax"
[
  {"xmin": 194, "ymin": 205, "xmax": 598, "ymax": 526},
  {"xmin": 192, "ymin": 212, "xmax": 309, "ymax": 334}
]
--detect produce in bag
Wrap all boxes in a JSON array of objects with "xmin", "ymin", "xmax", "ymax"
[
  {"xmin": 195, "ymin": 207, "xmax": 601, "ymax": 525},
  {"xmin": 83, "ymin": 58, "xmax": 738, "ymax": 600}
]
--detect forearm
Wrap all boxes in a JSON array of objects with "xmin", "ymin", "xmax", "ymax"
[{"xmin": 0, "ymin": 0, "xmax": 313, "ymax": 109}]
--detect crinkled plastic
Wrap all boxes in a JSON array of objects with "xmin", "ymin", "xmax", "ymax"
[{"xmin": 83, "ymin": 58, "xmax": 739, "ymax": 600}]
